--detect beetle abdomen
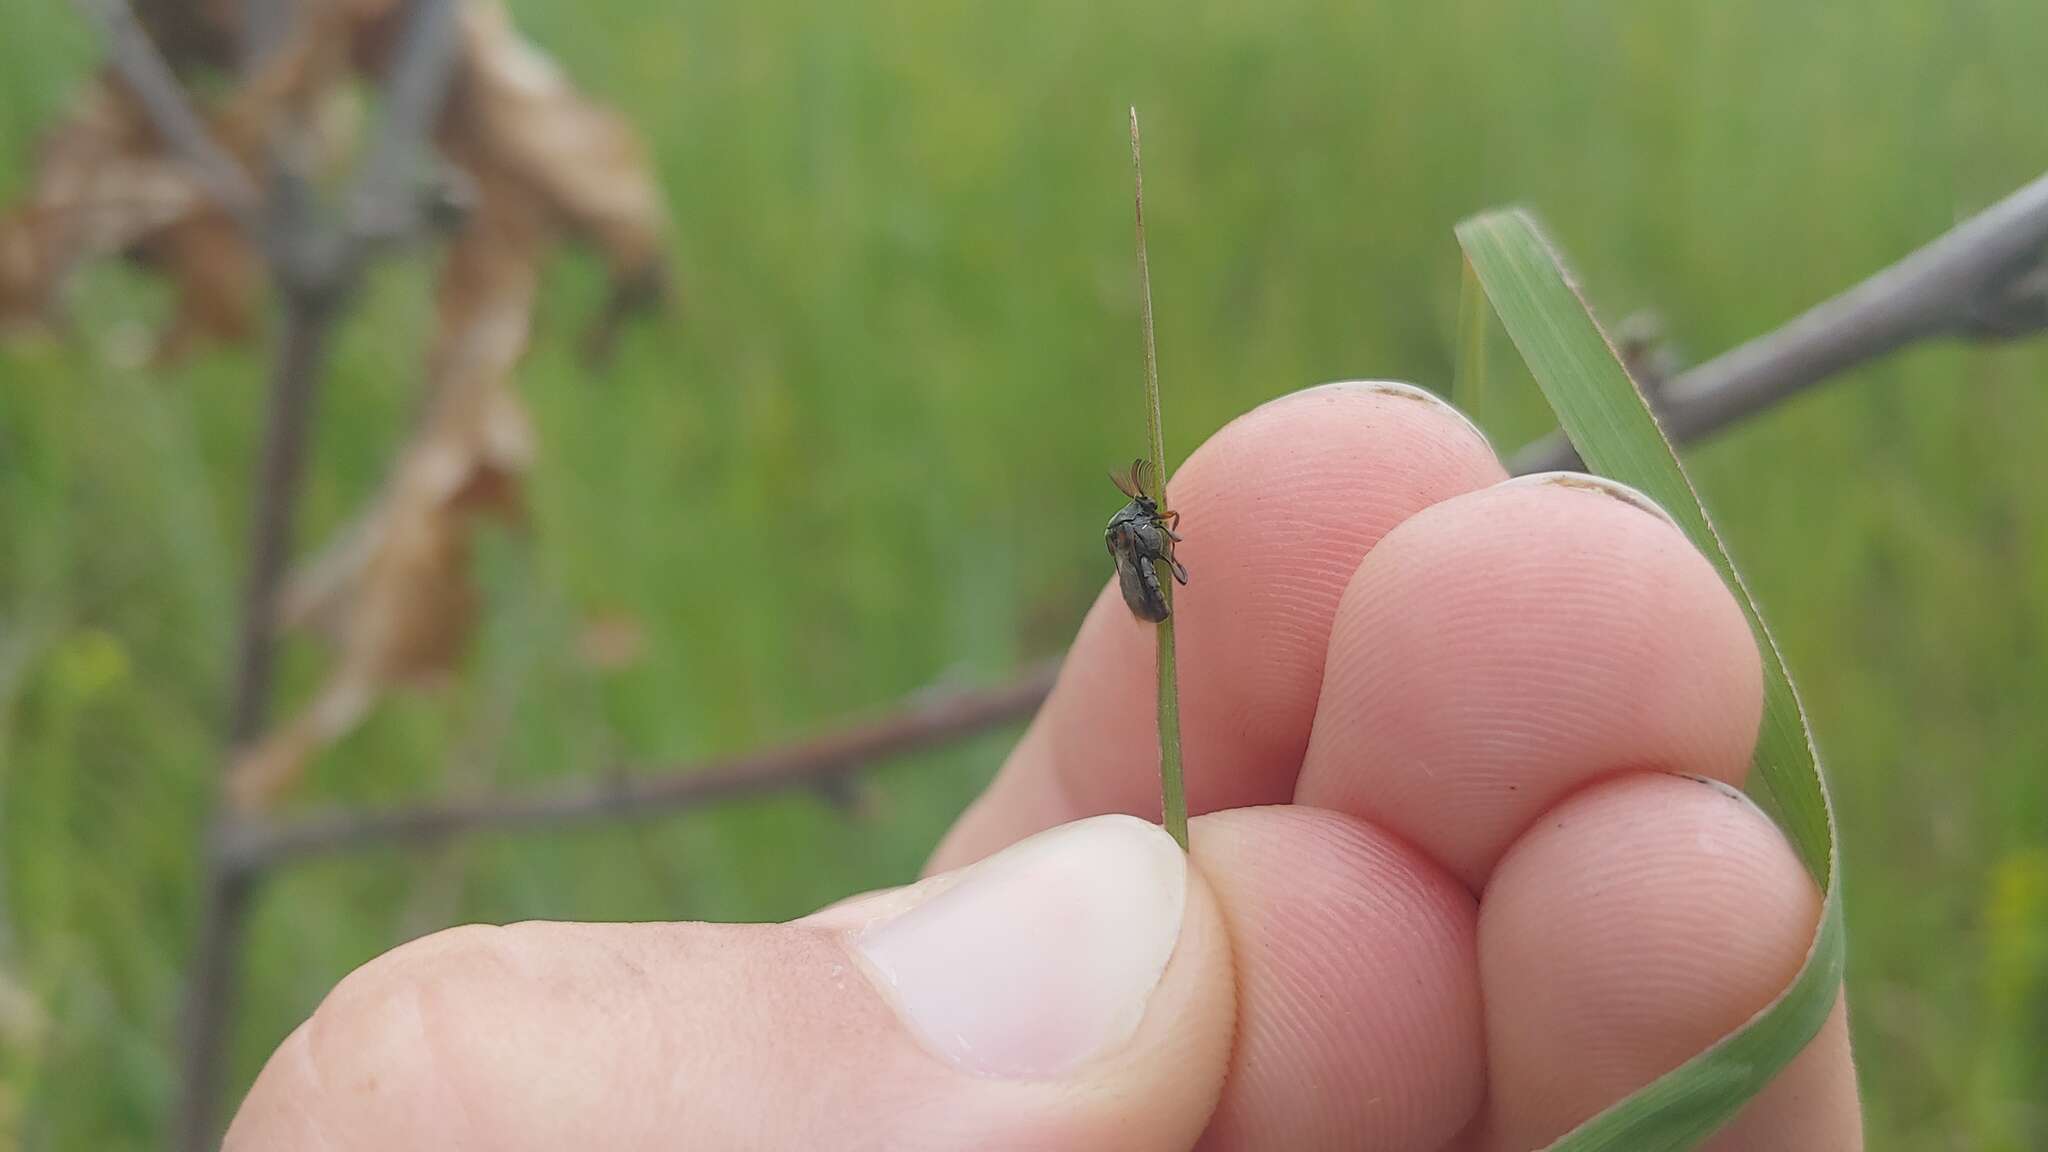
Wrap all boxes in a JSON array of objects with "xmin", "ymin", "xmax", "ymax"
[{"xmin": 1114, "ymin": 552, "xmax": 1171, "ymax": 622}]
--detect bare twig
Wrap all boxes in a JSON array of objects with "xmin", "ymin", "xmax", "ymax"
[
  {"xmin": 69, "ymin": 0, "xmax": 262, "ymax": 226},
  {"xmin": 1511, "ymin": 168, "xmax": 2048, "ymax": 474},
  {"xmin": 224, "ymin": 310, "xmax": 335, "ymax": 740},
  {"xmin": 169, "ymin": 864, "xmax": 255, "ymax": 1152},
  {"xmin": 221, "ymin": 662, "xmax": 1059, "ymax": 867},
  {"xmin": 169, "ymin": 2, "xmax": 462, "ymax": 1148},
  {"xmin": 344, "ymin": 0, "xmax": 461, "ymax": 249},
  {"xmin": 266, "ymin": 0, "xmax": 463, "ymax": 300}
]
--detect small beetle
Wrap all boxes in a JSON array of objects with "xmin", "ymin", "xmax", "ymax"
[{"xmin": 1105, "ymin": 458, "xmax": 1188, "ymax": 622}]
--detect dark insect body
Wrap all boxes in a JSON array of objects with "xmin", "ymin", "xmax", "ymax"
[{"xmin": 1105, "ymin": 458, "xmax": 1188, "ymax": 622}]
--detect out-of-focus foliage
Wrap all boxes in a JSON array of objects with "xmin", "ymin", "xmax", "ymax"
[
  {"xmin": 1, "ymin": 1, "xmax": 2045, "ymax": 1149},
  {"xmin": 0, "ymin": 0, "xmax": 674, "ymax": 811}
]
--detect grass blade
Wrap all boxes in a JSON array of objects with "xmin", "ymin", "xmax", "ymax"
[
  {"xmin": 1456, "ymin": 208, "xmax": 1846, "ymax": 1150},
  {"xmin": 1130, "ymin": 108, "xmax": 1187, "ymax": 851},
  {"xmin": 1451, "ymin": 255, "xmax": 1489, "ymax": 424}
]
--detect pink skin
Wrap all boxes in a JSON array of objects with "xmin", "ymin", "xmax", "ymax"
[{"xmin": 227, "ymin": 383, "xmax": 1862, "ymax": 1151}]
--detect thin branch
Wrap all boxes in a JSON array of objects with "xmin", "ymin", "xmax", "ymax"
[
  {"xmin": 70, "ymin": 0, "xmax": 263, "ymax": 225},
  {"xmin": 1511, "ymin": 168, "xmax": 2048, "ymax": 474},
  {"xmin": 221, "ymin": 662, "xmax": 1060, "ymax": 868},
  {"xmin": 173, "ymin": 167, "xmax": 337, "ymax": 1152},
  {"xmin": 168, "ymin": 865, "xmax": 256, "ymax": 1152},
  {"xmin": 172, "ymin": 263, "xmax": 333, "ymax": 1152},
  {"xmin": 173, "ymin": 2, "xmax": 462, "ymax": 1148},
  {"xmin": 266, "ymin": 0, "xmax": 464, "ymax": 298},
  {"xmin": 223, "ymin": 309, "xmax": 335, "ymax": 741},
  {"xmin": 343, "ymin": 0, "xmax": 461, "ymax": 249}
]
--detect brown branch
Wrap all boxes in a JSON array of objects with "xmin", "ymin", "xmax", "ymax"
[
  {"xmin": 69, "ymin": 0, "xmax": 263, "ymax": 226},
  {"xmin": 168, "ymin": 863, "xmax": 256, "ymax": 1152},
  {"xmin": 343, "ymin": 0, "xmax": 461, "ymax": 250},
  {"xmin": 170, "ymin": 2, "xmax": 463, "ymax": 1149},
  {"xmin": 264, "ymin": 0, "xmax": 464, "ymax": 300},
  {"xmin": 1510, "ymin": 168, "xmax": 2048, "ymax": 475},
  {"xmin": 224, "ymin": 310, "xmax": 336, "ymax": 741},
  {"xmin": 222, "ymin": 662, "xmax": 1060, "ymax": 868}
]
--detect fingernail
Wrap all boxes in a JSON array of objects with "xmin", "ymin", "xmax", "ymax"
[
  {"xmin": 1304, "ymin": 379, "xmax": 1493, "ymax": 449},
  {"xmin": 1500, "ymin": 470, "xmax": 1679, "ymax": 527},
  {"xmin": 853, "ymin": 814, "xmax": 1186, "ymax": 1078}
]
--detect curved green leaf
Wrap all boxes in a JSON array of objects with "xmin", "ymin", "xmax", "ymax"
[{"xmin": 1455, "ymin": 208, "xmax": 1847, "ymax": 1150}]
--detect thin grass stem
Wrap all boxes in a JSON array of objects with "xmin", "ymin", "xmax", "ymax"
[{"xmin": 1129, "ymin": 107, "xmax": 1187, "ymax": 851}]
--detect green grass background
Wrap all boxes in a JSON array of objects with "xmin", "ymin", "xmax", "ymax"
[{"xmin": 3, "ymin": 0, "xmax": 2046, "ymax": 1147}]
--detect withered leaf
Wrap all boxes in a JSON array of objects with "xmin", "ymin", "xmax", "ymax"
[{"xmin": 0, "ymin": 1, "xmax": 674, "ymax": 807}]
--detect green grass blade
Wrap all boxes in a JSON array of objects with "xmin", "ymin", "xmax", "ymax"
[
  {"xmin": 1130, "ymin": 108, "xmax": 1187, "ymax": 851},
  {"xmin": 1451, "ymin": 255, "xmax": 1489, "ymax": 424},
  {"xmin": 1456, "ymin": 208, "xmax": 1846, "ymax": 1151}
]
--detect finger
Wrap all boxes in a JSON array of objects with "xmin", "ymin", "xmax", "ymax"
[
  {"xmin": 932, "ymin": 382, "xmax": 1503, "ymax": 871},
  {"xmin": 1189, "ymin": 805, "xmax": 1485, "ymax": 1151},
  {"xmin": 227, "ymin": 815, "xmax": 1235, "ymax": 1152},
  {"xmin": 1295, "ymin": 473, "xmax": 1764, "ymax": 888},
  {"xmin": 1475, "ymin": 772, "xmax": 1861, "ymax": 1150}
]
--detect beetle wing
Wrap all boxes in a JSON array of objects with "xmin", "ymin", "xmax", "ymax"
[
  {"xmin": 1114, "ymin": 551, "xmax": 1170, "ymax": 622},
  {"xmin": 1105, "ymin": 517, "xmax": 1128, "ymax": 556}
]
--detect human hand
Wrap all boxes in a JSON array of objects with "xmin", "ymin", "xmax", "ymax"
[{"xmin": 225, "ymin": 382, "xmax": 1861, "ymax": 1150}]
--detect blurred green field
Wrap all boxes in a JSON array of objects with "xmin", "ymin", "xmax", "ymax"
[{"xmin": 3, "ymin": 0, "xmax": 2047, "ymax": 1147}]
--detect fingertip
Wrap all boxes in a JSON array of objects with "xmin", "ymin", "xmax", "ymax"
[
  {"xmin": 1189, "ymin": 805, "xmax": 1485, "ymax": 1151},
  {"xmin": 1477, "ymin": 772, "xmax": 1858, "ymax": 1149},
  {"xmin": 1298, "ymin": 477, "xmax": 1764, "ymax": 887},
  {"xmin": 846, "ymin": 814, "xmax": 1240, "ymax": 1150}
]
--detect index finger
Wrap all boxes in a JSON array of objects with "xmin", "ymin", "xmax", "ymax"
[{"xmin": 930, "ymin": 382, "xmax": 1504, "ymax": 872}]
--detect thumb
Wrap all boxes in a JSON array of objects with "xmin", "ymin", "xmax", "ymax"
[{"xmin": 225, "ymin": 815, "xmax": 1235, "ymax": 1151}]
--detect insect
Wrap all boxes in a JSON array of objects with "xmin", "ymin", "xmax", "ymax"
[{"xmin": 1105, "ymin": 458, "xmax": 1188, "ymax": 622}]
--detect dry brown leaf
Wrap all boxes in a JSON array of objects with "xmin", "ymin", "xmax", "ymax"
[
  {"xmin": 231, "ymin": 167, "xmax": 548, "ymax": 812},
  {"xmin": 0, "ymin": 74, "xmax": 233, "ymax": 351},
  {"xmin": 0, "ymin": 0, "xmax": 379, "ymax": 362},
  {"xmin": 445, "ymin": 1, "xmax": 668, "ymax": 287},
  {"xmin": 4, "ymin": 0, "xmax": 671, "ymax": 362},
  {"xmin": 0, "ymin": 0, "xmax": 675, "ymax": 807},
  {"xmin": 443, "ymin": 0, "xmax": 674, "ymax": 356},
  {"xmin": 237, "ymin": 2, "xmax": 677, "ymax": 807}
]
